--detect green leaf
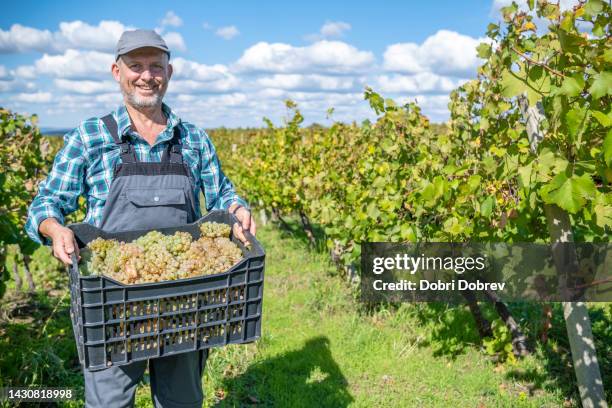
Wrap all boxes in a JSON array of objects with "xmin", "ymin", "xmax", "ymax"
[
  {"xmin": 560, "ymin": 13, "xmax": 575, "ymax": 32},
  {"xmin": 501, "ymin": 4, "xmax": 518, "ymax": 21},
  {"xmin": 500, "ymin": 71, "xmax": 527, "ymax": 98},
  {"xmin": 364, "ymin": 87, "xmax": 385, "ymax": 115},
  {"xmin": 604, "ymin": 130, "xmax": 612, "ymax": 167},
  {"xmin": 589, "ymin": 71, "xmax": 612, "ymax": 99},
  {"xmin": 366, "ymin": 201, "xmax": 381, "ymax": 219},
  {"xmin": 592, "ymin": 22, "xmax": 605, "ymax": 37},
  {"xmin": 564, "ymin": 106, "xmax": 589, "ymax": 142},
  {"xmin": 584, "ymin": 0, "xmax": 604, "ymax": 16},
  {"xmin": 518, "ymin": 162, "xmax": 534, "ymax": 188},
  {"xmin": 480, "ymin": 196, "xmax": 495, "ymax": 217},
  {"xmin": 540, "ymin": 172, "xmax": 597, "ymax": 213},
  {"xmin": 400, "ymin": 224, "xmax": 417, "ymax": 241},
  {"xmin": 467, "ymin": 175, "xmax": 482, "ymax": 192},
  {"xmin": 542, "ymin": 3, "xmax": 560, "ymax": 20},
  {"xmin": 420, "ymin": 176, "xmax": 445, "ymax": 206},
  {"xmin": 591, "ymin": 110, "xmax": 612, "ymax": 127},
  {"xmin": 527, "ymin": 66, "xmax": 552, "ymax": 93},
  {"xmin": 559, "ymin": 75, "xmax": 585, "ymax": 97},
  {"xmin": 443, "ymin": 217, "xmax": 464, "ymax": 236},
  {"xmin": 476, "ymin": 43, "xmax": 492, "ymax": 59},
  {"xmin": 594, "ymin": 204, "xmax": 612, "ymax": 228},
  {"xmin": 558, "ymin": 30, "xmax": 584, "ymax": 54}
]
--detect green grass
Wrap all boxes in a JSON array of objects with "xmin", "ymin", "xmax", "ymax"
[
  {"xmin": 2, "ymin": 224, "xmax": 610, "ymax": 407},
  {"xmin": 184, "ymin": 224, "xmax": 587, "ymax": 408}
]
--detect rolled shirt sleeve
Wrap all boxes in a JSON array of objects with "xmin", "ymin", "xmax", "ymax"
[
  {"xmin": 25, "ymin": 128, "xmax": 87, "ymax": 244},
  {"xmin": 199, "ymin": 130, "xmax": 249, "ymax": 212}
]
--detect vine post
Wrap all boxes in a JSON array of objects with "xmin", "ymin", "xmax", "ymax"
[{"xmin": 519, "ymin": 95, "xmax": 607, "ymax": 408}]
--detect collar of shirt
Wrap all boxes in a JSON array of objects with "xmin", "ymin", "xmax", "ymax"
[{"xmin": 112, "ymin": 102, "xmax": 182, "ymax": 146}]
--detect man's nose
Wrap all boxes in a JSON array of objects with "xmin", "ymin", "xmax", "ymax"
[{"xmin": 140, "ymin": 69, "xmax": 153, "ymax": 81}]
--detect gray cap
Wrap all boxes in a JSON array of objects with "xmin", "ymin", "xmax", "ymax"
[{"xmin": 115, "ymin": 29, "xmax": 170, "ymax": 61}]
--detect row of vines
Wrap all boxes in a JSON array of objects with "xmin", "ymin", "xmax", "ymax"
[
  {"xmin": 212, "ymin": 0, "xmax": 610, "ymax": 403},
  {"xmin": 0, "ymin": 108, "xmax": 60, "ymax": 299},
  {"xmin": 215, "ymin": 0, "xmax": 610, "ymax": 262}
]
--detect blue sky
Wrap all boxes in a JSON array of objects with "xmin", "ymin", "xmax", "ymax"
[{"xmin": 1, "ymin": 0, "xmax": 512, "ymax": 129}]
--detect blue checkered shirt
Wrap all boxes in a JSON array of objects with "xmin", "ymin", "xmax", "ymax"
[{"xmin": 25, "ymin": 103, "xmax": 248, "ymax": 244}]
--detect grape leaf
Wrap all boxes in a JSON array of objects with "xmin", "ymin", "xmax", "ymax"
[
  {"xmin": 540, "ymin": 172, "xmax": 597, "ymax": 213},
  {"xmin": 604, "ymin": 129, "xmax": 612, "ymax": 167},
  {"xmin": 589, "ymin": 71, "xmax": 612, "ymax": 99},
  {"xmin": 501, "ymin": 71, "xmax": 527, "ymax": 98},
  {"xmin": 480, "ymin": 196, "xmax": 495, "ymax": 217},
  {"xmin": 559, "ymin": 75, "xmax": 585, "ymax": 97}
]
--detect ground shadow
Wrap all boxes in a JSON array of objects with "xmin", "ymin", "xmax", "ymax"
[
  {"xmin": 413, "ymin": 302, "xmax": 484, "ymax": 359},
  {"xmin": 217, "ymin": 336, "xmax": 353, "ymax": 407}
]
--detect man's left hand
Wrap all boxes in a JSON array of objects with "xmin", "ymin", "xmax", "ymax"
[{"xmin": 229, "ymin": 204, "xmax": 256, "ymax": 245}]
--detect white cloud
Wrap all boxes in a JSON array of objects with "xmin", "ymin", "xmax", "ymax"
[
  {"xmin": 58, "ymin": 20, "xmax": 126, "ymax": 52},
  {"xmin": 215, "ymin": 26, "xmax": 240, "ymax": 40},
  {"xmin": 0, "ymin": 20, "xmax": 187, "ymax": 55},
  {"xmin": 34, "ymin": 49, "xmax": 114, "ymax": 79},
  {"xmin": 0, "ymin": 21, "xmax": 127, "ymax": 54},
  {"xmin": 163, "ymin": 32, "xmax": 187, "ymax": 52},
  {"xmin": 383, "ymin": 30, "xmax": 485, "ymax": 76},
  {"xmin": 14, "ymin": 92, "xmax": 52, "ymax": 103},
  {"xmin": 0, "ymin": 65, "xmax": 9, "ymax": 80},
  {"xmin": 375, "ymin": 73, "xmax": 465, "ymax": 93},
  {"xmin": 0, "ymin": 21, "xmax": 466, "ymax": 127},
  {"xmin": 161, "ymin": 11, "xmax": 183, "ymax": 28},
  {"xmin": 171, "ymin": 58, "xmax": 232, "ymax": 81},
  {"xmin": 170, "ymin": 77, "xmax": 240, "ymax": 94},
  {"xmin": 0, "ymin": 24, "xmax": 55, "ymax": 53},
  {"xmin": 234, "ymin": 40, "xmax": 375, "ymax": 74},
  {"xmin": 255, "ymin": 74, "xmax": 360, "ymax": 91},
  {"xmin": 202, "ymin": 22, "xmax": 212, "ymax": 30},
  {"xmin": 12, "ymin": 65, "xmax": 37, "ymax": 79},
  {"xmin": 321, "ymin": 21, "xmax": 351, "ymax": 37},
  {"xmin": 170, "ymin": 58, "xmax": 239, "ymax": 92},
  {"xmin": 0, "ymin": 79, "xmax": 36, "ymax": 93},
  {"xmin": 185, "ymin": 93, "xmax": 248, "ymax": 107},
  {"xmin": 54, "ymin": 79, "xmax": 117, "ymax": 94},
  {"xmin": 305, "ymin": 21, "xmax": 351, "ymax": 42}
]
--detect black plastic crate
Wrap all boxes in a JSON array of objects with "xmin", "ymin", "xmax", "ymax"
[{"xmin": 67, "ymin": 210, "xmax": 265, "ymax": 371}]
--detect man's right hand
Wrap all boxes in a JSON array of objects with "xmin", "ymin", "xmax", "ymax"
[{"xmin": 39, "ymin": 218, "xmax": 80, "ymax": 265}]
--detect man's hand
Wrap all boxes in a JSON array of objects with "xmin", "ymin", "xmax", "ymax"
[
  {"xmin": 39, "ymin": 218, "xmax": 80, "ymax": 265},
  {"xmin": 228, "ymin": 204, "xmax": 256, "ymax": 245}
]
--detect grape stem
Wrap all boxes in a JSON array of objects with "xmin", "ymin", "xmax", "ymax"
[{"xmin": 510, "ymin": 46, "xmax": 566, "ymax": 78}]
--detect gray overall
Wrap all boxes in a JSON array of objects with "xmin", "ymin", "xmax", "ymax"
[{"xmin": 83, "ymin": 114, "xmax": 207, "ymax": 408}]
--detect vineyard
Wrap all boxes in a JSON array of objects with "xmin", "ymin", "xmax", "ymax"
[{"xmin": 1, "ymin": 0, "xmax": 611, "ymax": 406}]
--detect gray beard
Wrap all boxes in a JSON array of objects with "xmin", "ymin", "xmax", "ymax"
[{"xmin": 122, "ymin": 88, "xmax": 164, "ymax": 109}]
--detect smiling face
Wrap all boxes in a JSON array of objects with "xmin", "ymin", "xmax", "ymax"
[{"xmin": 112, "ymin": 47, "xmax": 173, "ymax": 109}]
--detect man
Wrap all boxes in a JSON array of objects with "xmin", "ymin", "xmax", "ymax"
[{"xmin": 25, "ymin": 29, "xmax": 255, "ymax": 407}]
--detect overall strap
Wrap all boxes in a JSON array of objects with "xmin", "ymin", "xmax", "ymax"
[
  {"xmin": 101, "ymin": 114, "xmax": 137, "ymax": 164},
  {"xmin": 161, "ymin": 125, "xmax": 183, "ymax": 164}
]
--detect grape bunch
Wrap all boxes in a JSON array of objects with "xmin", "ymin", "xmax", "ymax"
[{"xmin": 82, "ymin": 222, "xmax": 243, "ymax": 285}]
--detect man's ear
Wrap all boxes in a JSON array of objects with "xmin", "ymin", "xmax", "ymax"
[
  {"xmin": 111, "ymin": 60, "xmax": 121, "ymax": 82},
  {"xmin": 167, "ymin": 63, "xmax": 173, "ymax": 80}
]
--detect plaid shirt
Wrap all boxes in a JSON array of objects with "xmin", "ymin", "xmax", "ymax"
[{"xmin": 25, "ymin": 103, "xmax": 248, "ymax": 244}]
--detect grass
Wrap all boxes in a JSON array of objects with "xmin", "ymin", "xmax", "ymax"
[{"xmin": 1, "ymin": 223, "xmax": 610, "ymax": 407}]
